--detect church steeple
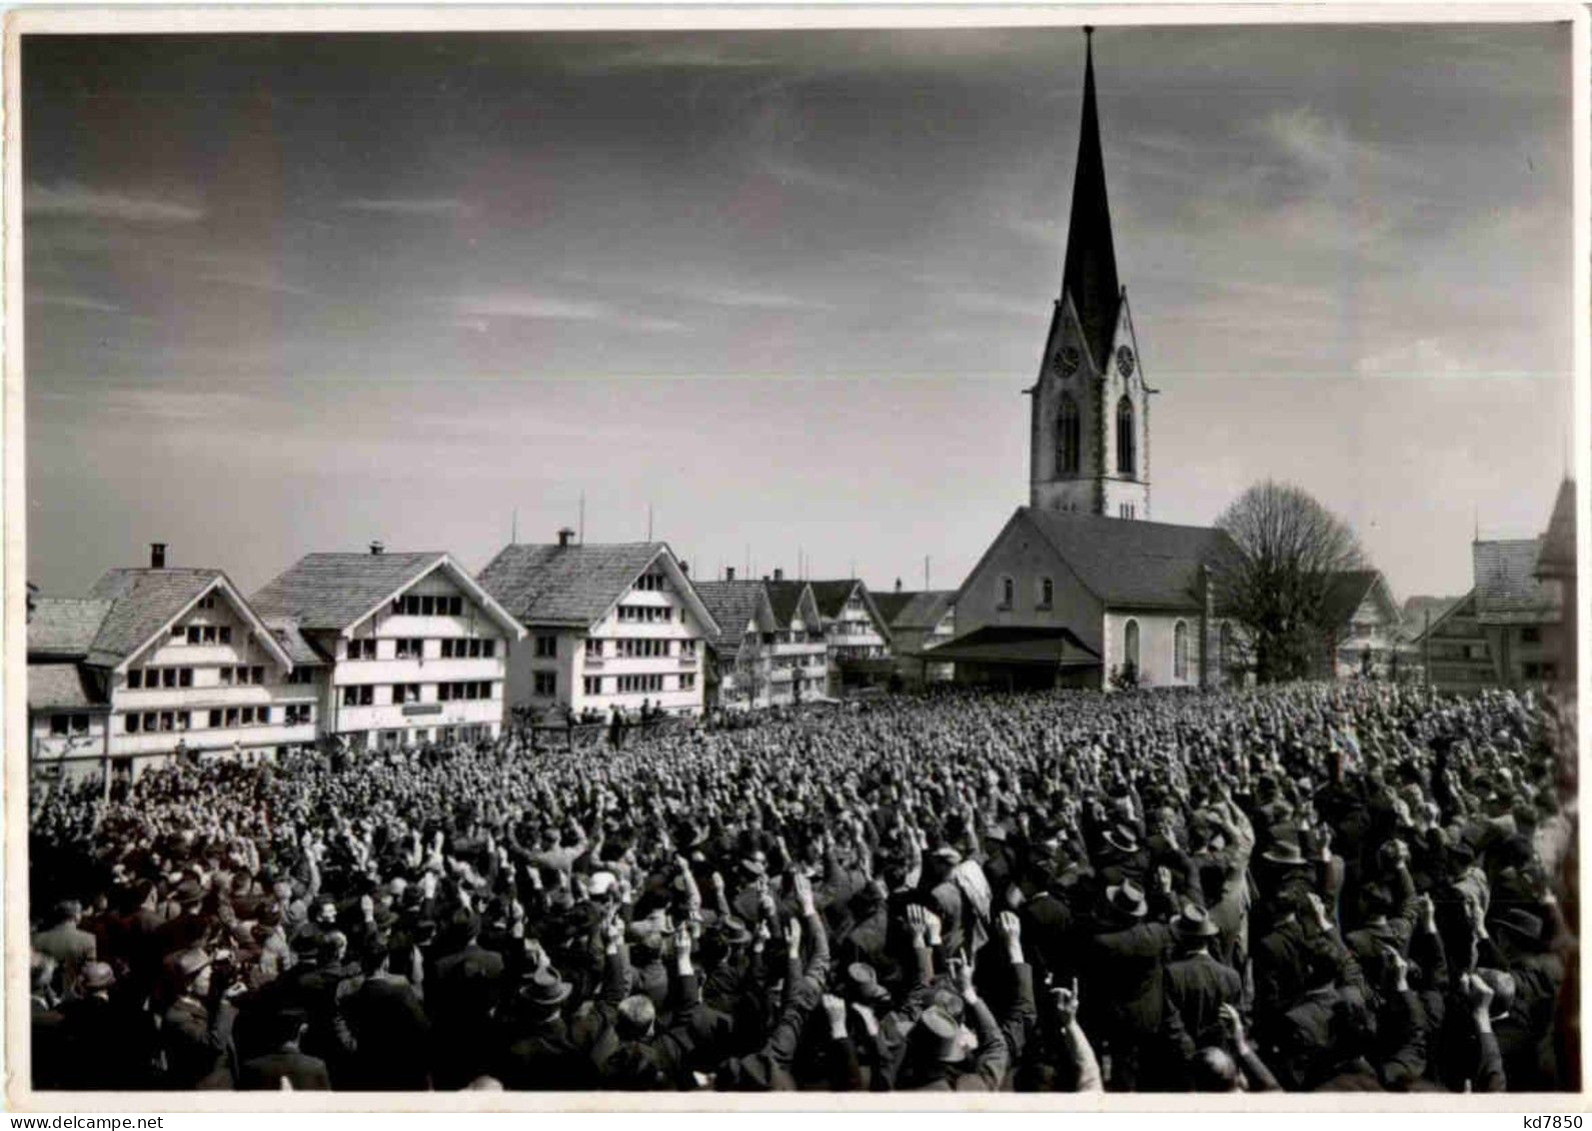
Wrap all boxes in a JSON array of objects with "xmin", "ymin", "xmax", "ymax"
[{"xmin": 1060, "ymin": 27, "xmax": 1120, "ymax": 374}]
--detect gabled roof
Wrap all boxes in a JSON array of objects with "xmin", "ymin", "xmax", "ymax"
[
  {"xmin": 970, "ymin": 507, "xmax": 1231, "ymax": 611},
  {"xmin": 691, "ymin": 581, "xmax": 775, "ymax": 660},
  {"xmin": 1320, "ymin": 570, "xmax": 1399, "ymax": 629},
  {"xmin": 253, "ymin": 551, "xmax": 524, "ymax": 638},
  {"xmin": 806, "ymin": 579, "xmax": 894, "ymax": 644},
  {"xmin": 875, "ymin": 590, "xmax": 956, "ymax": 632},
  {"xmin": 82, "ymin": 568, "xmax": 293, "ymax": 671},
  {"xmin": 1537, "ymin": 478, "xmax": 1575, "ymax": 579},
  {"xmin": 477, "ymin": 541, "xmax": 719, "ymax": 635},
  {"xmin": 1474, "ymin": 539, "xmax": 1560, "ymax": 625},
  {"xmin": 28, "ymin": 663, "xmax": 107, "ymax": 711},
  {"xmin": 28, "ymin": 598, "xmax": 114, "ymax": 660},
  {"xmin": 763, "ymin": 580, "xmax": 812, "ymax": 628},
  {"xmin": 265, "ymin": 619, "xmax": 332, "ymax": 667}
]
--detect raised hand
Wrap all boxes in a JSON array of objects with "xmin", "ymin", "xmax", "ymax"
[{"xmin": 1051, "ymin": 978, "xmax": 1081, "ymax": 1028}]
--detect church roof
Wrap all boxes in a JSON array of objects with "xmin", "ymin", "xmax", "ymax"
[
  {"xmin": 1060, "ymin": 30, "xmax": 1121, "ymax": 374},
  {"xmin": 1536, "ymin": 478, "xmax": 1575, "ymax": 579},
  {"xmin": 982, "ymin": 507, "xmax": 1233, "ymax": 612}
]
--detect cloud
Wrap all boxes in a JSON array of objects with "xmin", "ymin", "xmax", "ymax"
[
  {"xmin": 1354, "ymin": 337, "xmax": 1472, "ymax": 378},
  {"xmin": 454, "ymin": 293, "xmax": 687, "ymax": 334},
  {"xmin": 680, "ymin": 284, "xmax": 829, "ymax": 311},
  {"xmin": 340, "ymin": 198, "xmax": 471, "ymax": 218},
  {"xmin": 761, "ymin": 160, "xmax": 874, "ymax": 199},
  {"xmin": 26, "ymin": 292, "xmax": 122, "ymax": 314},
  {"xmin": 27, "ymin": 182, "xmax": 204, "ymax": 224}
]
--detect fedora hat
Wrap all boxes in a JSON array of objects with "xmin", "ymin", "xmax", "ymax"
[
  {"xmin": 1171, "ymin": 903, "xmax": 1220, "ymax": 939},
  {"xmin": 82, "ymin": 962, "xmax": 116, "ymax": 991},
  {"xmin": 1105, "ymin": 880, "xmax": 1147, "ymax": 919},
  {"xmin": 1101, "ymin": 825, "xmax": 1140, "ymax": 855},
  {"xmin": 918, "ymin": 1006, "xmax": 968, "ymax": 1063},
  {"xmin": 717, "ymin": 915, "xmax": 753, "ymax": 946},
  {"xmin": 1261, "ymin": 824, "xmax": 1308, "ymax": 867},
  {"xmin": 520, "ymin": 967, "xmax": 572, "ymax": 1008},
  {"xmin": 846, "ymin": 962, "xmax": 891, "ymax": 1004},
  {"xmin": 1491, "ymin": 907, "xmax": 1544, "ymax": 946}
]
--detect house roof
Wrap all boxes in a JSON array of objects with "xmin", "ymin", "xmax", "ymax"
[
  {"xmin": 917, "ymin": 624, "xmax": 1100, "ymax": 668},
  {"xmin": 477, "ymin": 541, "xmax": 719, "ymax": 635},
  {"xmin": 1319, "ymin": 570, "xmax": 1399, "ymax": 629},
  {"xmin": 994, "ymin": 507, "xmax": 1233, "ymax": 611},
  {"xmin": 691, "ymin": 581, "xmax": 771, "ymax": 659},
  {"xmin": 83, "ymin": 568, "xmax": 259, "ymax": 670},
  {"xmin": 253, "ymin": 551, "xmax": 522, "ymax": 638},
  {"xmin": 28, "ymin": 663, "xmax": 107, "ymax": 711},
  {"xmin": 1473, "ymin": 539, "xmax": 1560, "ymax": 625},
  {"xmin": 763, "ymin": 580, "xmax": 811, "ymax": 627},
  {"xmin": 875, "ymin": 590, "xmax": 956, "ymax": 632},
  {"xmin": 1537, "ymin": 478, "xmax": 1575, "ymax": 579},
  {"xmin": 28, "ymin": 598, "xmax": 114, "ymax": 660},
  {"xmin": 805, "ymin": 579, "xmax": 894, "ymax": 644}
]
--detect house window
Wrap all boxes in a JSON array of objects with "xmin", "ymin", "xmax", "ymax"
[
  {"xmin": 208, "ymin": 709, "xmax": 222, "ymax": 728},
  {"xmin": 1056, "ymin": 394, "xmax": 1081, "ymax": 475},
  {"xmin": 1116, "ymin": 397, "xmax": 1136, "ymax": 476},
  {"xmin": 393, "ymin": 683, "xmax": 422, "ymax": 704},
  {"xmin": 125, "ymin": 713, "xmax": 139, "ymax": 734},
  {"xmin": 585, "ymin": 638, "xmax": 604, "ymax": 658},
  {"xmin": 534, "ymin": 635, "xmax": 558, "ymax": 659},
  {"xmin": 1174, "ymin": 621, "xmax": 1190, "ymax": 680},
  {"xmin": 171, "ymin": 626, "xmax": 186, "ymax": 641},
  {"xmin": 1119, "ymin": 504, "xmax": 1136, "ymax": 520},
  {"xmin": 187, "ymin": 626, "xmax": 202, "ymax": 644},
  {"xmin": 396, "ymin": 638, "xmax": 425, "ymax": 659},
  {"xmin": 1124, "ymin": 619, "xmax": 1140, "ymax": 674},
  {"xmin": 341, "ymin": 685, "xmax": 374, "ymax": 707},
  {"xmin": 1039, "ymin": 577, "xmax": 1054, "ymax": 609},
  {"xmin": 681, "ymin": 673, "xmax": 696, "ymax": 691},
  {"xmin": 583, "ymin": 676, "xmax": 603, "ymax": 696},
  {"xmin": 220, "ymin": 667, "xmax": 234, "ymax": 686},
  {"xmin": 49, "ymin": 715, "xmax": 68, "ymax": 736},
  {"xmin": 1522, "ymin": 626, "xmax": 1542, "ymax": 644},
  {"xmin": 999, "ymin": 577, "xmax": 1014, "ymax": 609},
  {"xmin": 203, "ymin": 626, "xmax": 218, "ymax": 644},
  {"xmin": 218, "ymin": 626, "xmax": 232, "ymax": 644},
  {"xmin": 128, "ymin": 670, "xmax": 143, "ymax": 689},
  {"xmin": 681, "ymin": 640, "xmax": 697, "ymax": 657},
  {"xmin": 533, "ymin": 671, "xmax": 557, "ymax": 697},
  {"xmin": 482, "ymin": 639, "xmax": 495, "ymax": 658}
]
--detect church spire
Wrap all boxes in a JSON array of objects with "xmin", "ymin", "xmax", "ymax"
[{"xmin": 1060, "ymin": 27, "xmax": 1121, "ymax": 374}]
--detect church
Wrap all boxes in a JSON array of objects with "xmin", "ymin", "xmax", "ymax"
[{"xmin": 927, "ymin": 30, "xmax": 1240, "ymax": 691}]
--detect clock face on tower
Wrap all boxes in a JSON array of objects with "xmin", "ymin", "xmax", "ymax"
[
  {"xmin": 1053, "ymin": 346, "xmax": 1081, "ymax": 377},
  {"xmin": 1116, "ymin": 345, "xmax": 1136, "ymax": 378}
]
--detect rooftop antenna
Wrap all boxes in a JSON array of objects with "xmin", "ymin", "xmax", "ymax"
[
  {"xmin": 579, "ymin": 491, "xmax": 586, "ymax": 545},
  {"xmin": 511, "ymin": 507, "xmax": 518, "ymax": 545},
  {"xmin": 745, "ymin": 543, "xmax": 751, "ymax": 580},
  {"xmin": 647, "ymin": 503, "xmax": 654, "ymax": 542},
  {"xmin": 925, "ymin": 555, "xmax": 931, "ymax": 589}
]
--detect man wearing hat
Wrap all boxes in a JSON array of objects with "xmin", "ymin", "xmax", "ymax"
[
  {"xmin": 1082, "ymin": 878, "xmax": 1172, "ymax": 1089},
  {"xmin": 895, "ymin": 955, "xmax": 1010, "ymax": 1091},
  {"xmin": 32, "ymin": 900, "xmax": 97, "ymax": 1001},
  {"xmin": 495, "ymin": 965, "xmax": 593, "ymax": 1090},
  {"xmin": 1160, "ymin": 903, "xmax": 1243, "ymax": 1081},
  {"xmin": 332, "ymin": 938, "xmax": 432, "ymax": 1090},
  {"xmin": 161, "ymin": 949, "xmax": 238, "ymax": 1089},
  {"xmin": 57, "ymin": 962, "xmax": 155, "ymax": 1090}
]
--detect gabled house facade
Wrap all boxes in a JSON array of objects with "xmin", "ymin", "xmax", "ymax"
[
  {"xmin": 693, "ymin": 577, "xmax": 778, "ymax": 710},
  {"xmin": 27, "ymin": 545, "xmax": 313, "ymax": 783},
  {"xmin": 937, "ymin": 507, "xmax": 1236, "ymax": 691},
  {"xmin": 805, "ymin": 579, "xmax": 894, "ymax": 696},
  {"xmin": 761, "ymin": 576, "xmax": 830, "ymax": 704},
  {"xmin": 1318, "ymin": 570, "xmax": 1405, "ymax": 680},
  {"xmin": 477, "ymin": 532, "xmax": 719, "ymax": 719},
  {"xmin": 252, "ymin": 547, "xmax": 523, "ymax": 750}
]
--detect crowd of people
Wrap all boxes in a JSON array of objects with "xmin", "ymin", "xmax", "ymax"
[{"xmin": 27, "ymin": 680, "xmax": 1579, "ymax": 1094}]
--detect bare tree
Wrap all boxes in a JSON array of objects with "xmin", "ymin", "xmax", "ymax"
[{"xmin": 1213, "ymin": 480, "xmax": 1367, "ymax": 683}]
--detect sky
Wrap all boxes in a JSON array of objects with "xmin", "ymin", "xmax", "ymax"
[{"xmin": 22, "ymin": 22, "xmax": 1576, "ymax": 604}]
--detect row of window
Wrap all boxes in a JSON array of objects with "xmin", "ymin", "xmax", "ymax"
[
  {"xmin": 171, "ymin": 624, "xmax": 234, "ymax": 645},
  {"xmin": 997, "ymin": 577, "xmax": 1055, "ymax": 610},
  {"xmin": 572, "ymin": 673, "xmax": 698, "ymax": 696},
  {"xmin": 633, "ymin": 573, "xmax": 669, "ymax": 592},
  {"xmin": 391, "ymin": 594, "xmax": 468, "ymax": 618},
  {"xmin": 1120, "ymin": 620, "xmax": 1193, "ymax": 680},
  {"xmin": 125, "ymin": 703, "xmax": 308, "ymax": 733},
  {"xmin": 48, "ymin": 714, "xmax": 93, "ymax": 736},
  {"xmin": 584, "ymin": 638, "xmax": 699, "ymax": 658},
  {"xmin": 127, "ymin": 664, "xmax": 281, "ymax": 689},
  {"xmin": 347, "ymin": 637, "xmax": 498, "ymax": 661},
  {"xmin": 339, "ymin": 681, "xmax": 498, "ymax": 707},
  {"xmin": 616, "ymin": 605, "xmax": 675, "ymax": 624}
]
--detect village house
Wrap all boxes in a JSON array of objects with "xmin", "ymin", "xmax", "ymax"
[
  {"xmin": 477, "ymin": 531, "xmax": 719, "ymax": 719},
  {"xmin": 251, "ymin": 544, "xmax": 523, "ymax": 750}
]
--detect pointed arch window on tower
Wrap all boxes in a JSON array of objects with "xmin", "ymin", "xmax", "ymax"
[
  {"xmin": 1174, "ymin": 620, "xmax": 1190, "ymax": 680},
  {"xmin": 1123, "ymin": 619, "xmax": 1140, "ymax": 677},
  {"xmin": 1056, "ymin": 394, "xmax": 1081, "ymax": 476},
  {"xmin": 1116, "ymin": 396, "xmax": 1136, "ymax": 477}
]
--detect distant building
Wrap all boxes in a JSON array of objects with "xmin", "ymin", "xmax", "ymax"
[
  {"xmin": 1317, "ymin": 570, "xmax": 1405, "ymax": 680},
  {"xmin": 874, "ymin": 583, "xmax": 957, "ymax": 686},
  {"xmin": 27, "ymin": 543, "xmax": 312, "ymax": 784},
  {"xmin": 694, "ymin": 575, "xmax": 778, "ymax": 710},
  {"xmin": 761, "ymin": 575, "xmax": 830, "ymax": 703},
  {"xmin": 477, "ymin": 532, "xmax": 719, "ymax": 719},
  {"xmin": 1534, "ymin": 478, "xmax": 1576, "ymax": 691},
  {"xmin": 252, "ymin": 546, "xmax": 523, "ymax": 750},
  {"xmin": 1417, "ymin": 485, "xmax": 1573, "ymax": 692},
  {"xmin": 935, "ymin": 508, "xmax": 1237, "ymax": 691},
  {"xmin": 805, "ymin": 579, "xmax": 895, "ymax": 695}
]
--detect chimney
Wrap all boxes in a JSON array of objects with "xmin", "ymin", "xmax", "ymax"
[
  {"xmin": 895, "ymin": 578, "xmax": 902, "ymax": 593},
  {"xmin": 150, "ymin": 543, "xmax": 167, "ymax": 569},
  {"xmin": 369, "ymin": 540, "xmax": 384, "ymax": 556},
  {"xmin": 726, "ymin": 567, "xmax": 736, "ymax": 581},
  {"xmin": 679, "ymin": 561, "xmax": 689, "ymax": 577},
  {"xmin": 773, "ymin": 568, "xmax": 784, "ymax": 582},
  {"xmin": 557, "ymin": 527, "xmax": 575, "ymax": 548}
]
